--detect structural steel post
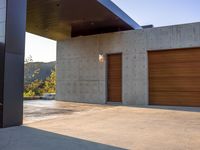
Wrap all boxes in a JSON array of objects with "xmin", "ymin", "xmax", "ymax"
[{"xmin": 0, "ymin": 0, "xmax": 26, "ymax": 128}]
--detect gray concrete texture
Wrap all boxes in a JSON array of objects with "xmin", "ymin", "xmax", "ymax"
[
  {"xmin": 56, "ymin": 22, "xmax": 200, "ymax": 105},
  {"xmin": 1, "ymin": 101, "xmax": 200, "ymax": 150}
]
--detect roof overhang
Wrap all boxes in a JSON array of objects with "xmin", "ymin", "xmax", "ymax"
[{"xmin": 26, "ymin": 0, "xmax": 142, "ymax": 40}]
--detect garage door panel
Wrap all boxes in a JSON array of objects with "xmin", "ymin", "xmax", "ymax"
[
  {"xmin": 149, "ymin": 62, "xmax": 200, "ymax": 77},
  {"xmin": 149, "ymin": 48, "xmax": 200, "ymax": 106},
  {"xmin": 149, "ymin": 49, "xmax": 200, "ymax": 64},
  {"xmin": 150, "ymin": 77, "xmax": 200, "ymax": 92},
  {"xmin": 150, "ymin": 92, "xmax": 200, "ymax": 107}
]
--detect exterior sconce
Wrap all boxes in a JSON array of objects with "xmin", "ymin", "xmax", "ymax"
[
  {"xmin": 97, "ymin": 36, "xmax": 104, "ymax": 63},
  {"xmin": 99, "ymin": 53, "xmax": 104, "ymax": 63}
]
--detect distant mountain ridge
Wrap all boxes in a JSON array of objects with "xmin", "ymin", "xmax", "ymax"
[{"xmin": 24, "ymin": 61, "xmax": 56, "ymax": 85}]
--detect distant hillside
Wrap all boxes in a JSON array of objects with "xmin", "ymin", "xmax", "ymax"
[{"xmin": 24, "ymin": 61, "xmax": 56, "ymax": 85}]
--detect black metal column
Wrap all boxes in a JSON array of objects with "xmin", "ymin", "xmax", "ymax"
[{"xmin": 0, "ymin": 0, "xmax": 26, "ymax": 128}]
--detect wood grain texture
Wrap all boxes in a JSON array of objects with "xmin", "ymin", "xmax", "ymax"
[
  {"xmin": 148, "ymin": 48, "xmax": 200, "ymax": 107},
  {"xmin": 107, "ymin": 54, "xmax": 122, "ymax": 102}
]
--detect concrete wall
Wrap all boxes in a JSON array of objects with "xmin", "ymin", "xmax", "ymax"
[{"xmin": 56, "ymin": 22, "xmax": 200, "ymax": 105}]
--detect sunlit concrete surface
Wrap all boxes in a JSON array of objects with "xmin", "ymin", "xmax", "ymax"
[
  {"xmin": 56, "ymin": 22, "xmax": 200, "ymax": 105},
  {"xmin": 24, "ymin": 100, "xmax": 113, "ymax": 124},
  {"xmin": 0, "ymin": 101, "xmax": 200, "ymax": 150}
]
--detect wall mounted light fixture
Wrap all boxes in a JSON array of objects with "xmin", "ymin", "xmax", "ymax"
[
  {"xmin": 97, "ymin": 35, "xmax": 104, "ymax": 63},
  {"xmin": 99, "ymin": 53, "xmax": 104, "ymax": 63}
]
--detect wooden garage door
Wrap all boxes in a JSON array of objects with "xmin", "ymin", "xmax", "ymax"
[
  {"xmin": 107, "ymin": 54, "xmax": 122, "ymax": 102},
  {"xmin": 148, "ymin": 48, "xmax": 200, "ymax": 107}
]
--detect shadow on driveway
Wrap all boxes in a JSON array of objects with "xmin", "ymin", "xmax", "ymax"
[{"xmin": 0, "ymin": 126, "xmax": 126, "ymax": 150}]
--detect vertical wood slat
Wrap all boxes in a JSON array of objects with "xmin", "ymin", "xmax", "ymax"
[{"xmin": 107, "ymin": 54, "xmax": 122, "ymax": 102}]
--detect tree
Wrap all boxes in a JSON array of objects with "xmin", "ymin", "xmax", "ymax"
[
  {"xmin": 24, "ymin": 55, "xmax": 43, "ymax": 97},
  {"xmin": 43, "ymin": 70, "xmax": 56, "ymax": 93},
  {"xmin": 24, "ymin": 79, "xmax": 44, "ymax": 97},
  {"xmin": 25, "ymin": 55, "xmax": 33, "ymax": 64},
  {"xmin": 24, "ymin": 55, "xmax": 40, "ymax": 85},
  {"xmin": 24, "ymin": 55, "xmax": 56, "ymax": 97},
  {"xmin": 23, "ymin": 69, "xmax": 56, "ymax": 97}
]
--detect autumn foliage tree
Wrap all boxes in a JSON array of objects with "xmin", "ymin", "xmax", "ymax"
[
  {"xmin": 24, "ymin": 56, "xmax": 56, "ymax": 97},
  {"xmin": 43, "ymin": 70, "xmax": 56, "ymax": 93},
  {"xmin": 24, "ymin": 70, "xmax": 56, "ymax": 97}
]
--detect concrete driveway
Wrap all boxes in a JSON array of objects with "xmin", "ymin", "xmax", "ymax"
[
  {"xmin": 23, "ymin": 100, "xmax": 113, "ymax": 124},
  {"xmin": 0, "ymin": 101, "xmax": 200, "ymax": 150}
]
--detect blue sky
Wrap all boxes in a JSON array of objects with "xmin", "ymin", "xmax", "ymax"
[
  {"xmin": 25, "ymin": 0, "xmax": 200, "ymax": 62},
  {"xmin": 113, "ymin": 0, "xmax": 200, "ymax": 27}
]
